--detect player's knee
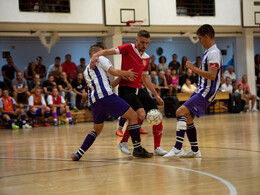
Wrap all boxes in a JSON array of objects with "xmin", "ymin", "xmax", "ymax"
[{"xmin": 137, "ymin": 110, "xmax": 146, "ymax": 121}]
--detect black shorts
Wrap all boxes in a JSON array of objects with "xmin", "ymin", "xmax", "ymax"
[{"xmin": 118, "ymin": 86, "xmax": 157, "ymax": 112}]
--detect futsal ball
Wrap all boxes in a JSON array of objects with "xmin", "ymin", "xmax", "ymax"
[{"xmin": 146, "ymin": 109, "xmax": 163, "ymax": 125}]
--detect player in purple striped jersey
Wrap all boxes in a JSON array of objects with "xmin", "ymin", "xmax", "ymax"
[
  {"xmin": 71, "ymin": 45, "xmax": 154, "ymax": 161},
  {"xmin": 164, "ymin": 24, "xmax": 222, "ymax": 158}
]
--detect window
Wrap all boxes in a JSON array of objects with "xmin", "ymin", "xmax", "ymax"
[
  {"xmin": 176, "ymin": 0, "xmax": 215, "ymax": 16},
  {"xmin": 19, "ymin": 0, "xmax": 70, "ymax": 13}
]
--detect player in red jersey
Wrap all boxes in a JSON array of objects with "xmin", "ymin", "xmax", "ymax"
[{"xmin": 90, "ymin": 30, "xmax": 167, "ymax": 156}]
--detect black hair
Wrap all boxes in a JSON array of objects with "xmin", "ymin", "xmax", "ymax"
[
  {"xmin": 55, "ymin": 56, "xmax": 61, "ymax": 60},
  {"xmin": 137, "ymin": 30, "xmax": 150, "ymax": 38},
  {"xmin": 159, "ymin": 56, "xmax": 167, "ymax": 63},
  {"xmin": 196, "ymin": 24, "xmax": 215, "ymax": 39},
  {"xmin": 80, "ymin": 58, "xmax": 85, "ymax": 61}
]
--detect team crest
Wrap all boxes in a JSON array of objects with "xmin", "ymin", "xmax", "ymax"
[{"xmin": 143, "ymin": 60, "xmax": 146, "ymax": 66}]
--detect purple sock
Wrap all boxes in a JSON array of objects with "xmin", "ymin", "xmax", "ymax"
[
  {"xmin": 52, "ymin": 112, "xmax": 57, "ymax": 120},
  {"xmin": 128, "ymin": 124, "xmax": 142, "ymax": 152},
  {"xmin": 174, "ymin": 116, "xmax": 187, "ymax": 150},
  {"xmin": 66, "ymin": 112, "xmax": 72, "ymax": 122},
  {"xmin": 77, "ymin": 131, "xmax": 97, "ymax": 157},
  {"xmin": 44, "ymin": 111, "xmax": 50, "ymax": 122},
  {"xmin": 7, "ymin": 119, "xmax": 13, "ymax": 125},
  {"xmin": 118, "ymin": 117, "xmax": 127, "ymax": 129},
  {"xmin": 186, "ymin": 123, "xmax": 198, "ymax": 152}
]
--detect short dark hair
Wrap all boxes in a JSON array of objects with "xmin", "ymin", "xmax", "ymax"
[
  {"xmin": 196, "ymin": 24, "xmax": 215, "ymax": 39},
  {"xmin": 89, "ymin": 45, "xmax": 103, "ymax": 57},
  {"xmin": 80, "ymin": 58, "xmax": 85, "ymax": 61},
  {"xmin": 137, "ymin": 30, "xmax": 150, "ymax": 38},
  {"xmin": 36, "ymin": 56, "xmax": 42, "ymax": 60},
  {"xmin": 65, "ymin": 54, "xmax": 71, "ymax": 57},
  {"xmin": 159, "ymin": 56, "xmax": 167, "ymax": 63},
  {"xmin": 55, "ymin": 57, "xmax": 60, "ymax": 60}
]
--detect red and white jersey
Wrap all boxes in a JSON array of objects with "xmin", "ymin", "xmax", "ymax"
[{"xmin": 115, "ymin": 43, "xmax": 150, "ymax": 89}]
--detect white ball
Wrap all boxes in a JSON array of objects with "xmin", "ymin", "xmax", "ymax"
[{"xmin": 146, "ymin": 109, "xmax": 163, "ymax": 125}]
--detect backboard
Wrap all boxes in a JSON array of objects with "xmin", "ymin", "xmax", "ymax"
[
  {"xmin": 103, "ymin": 0, "xmax": 150, "ymax": 26},
  {"xmin": 242, "ymin": 0, "xmax": 260, "ymax": 27}
]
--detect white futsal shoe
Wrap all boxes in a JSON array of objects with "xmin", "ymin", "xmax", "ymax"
[
  {"xmin": 163, "ymin": 147, "xmax": 184, "ymax": 158},
  {"xmin": 22, "ymin": 123, "xmax": 32, "ymax": 129},
  {"xmin": 118, "ymin": 142, "xmax": 131, "ymax": 155},
  {"xmin": 154, "ymin": 147, "xmax": 168, "ymax": 156},
  {"xmin": 181, "ymin": 149, "xmax": 202, "ymax": 158}
]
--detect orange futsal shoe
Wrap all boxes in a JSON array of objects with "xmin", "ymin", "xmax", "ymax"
[
  {"xmin": 140, "ymin": 128, "xmax": 148, "ymax": 134},
  {"xmin": 116, "ymin": 129, "xmax": 124, "ymax": 137},
  {"xmin": 44, "ymin": 122, "xmax": 51, "ymax": 127}
]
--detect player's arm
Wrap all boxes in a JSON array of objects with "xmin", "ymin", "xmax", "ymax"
[
  {"xmin": 110, "ymin": 77, "xmax": 122, "ymax": 88},
  {"xmin": 108, "ymin": 67, "xmax": 137, "ymax": 81},
  {"xmin": 142, "ymin": 74, "xmax": 164, "ymax": 105},
  {"xmin": 90, "ymin": 48, "xmax": 117, "ymax": 69},
  {"xmin": 186, "ymin": 61, "xmax": 218, "ymax": 80}
]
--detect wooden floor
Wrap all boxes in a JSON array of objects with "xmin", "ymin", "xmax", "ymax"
[{"xmin": 0, "ymin": 112, "xmax": 260, "ymax": 195}]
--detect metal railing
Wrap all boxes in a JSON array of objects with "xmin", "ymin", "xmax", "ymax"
[
  {"xmin": 176, "ymin": 0, "xmax": 215, "ymax": 16},
  {"xmin": 19, "ymin": 0, "xmax": 70, "ymax": 13}
]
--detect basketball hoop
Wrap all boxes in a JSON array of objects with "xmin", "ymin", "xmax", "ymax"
[{"xmin": 126, "ymin": 20, "xmax": 143, "ymax": 31}]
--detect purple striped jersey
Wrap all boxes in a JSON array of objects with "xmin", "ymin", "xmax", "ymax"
[
  {"xmin": 83, "ymin": 56, "xmax": 114, "ymax": 104},
  {"xmin": 196, "ymin": 44, "xmax": 222, "ymax": 102}
]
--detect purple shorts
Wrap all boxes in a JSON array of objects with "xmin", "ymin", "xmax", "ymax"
[
  {"xmin": 1, "ymin": 112, "xmax": 18, "ymax": 119},
  {"xmin": 183, "ymin": 93, "xmax": 211, "ymax": 118},
  {"xmin": 91, "ymin": 94, "xmax": 130, "ymax": 124},
  {"xmin": 27, "ymin": 108, "xmax": 42, "ymax": 117}
]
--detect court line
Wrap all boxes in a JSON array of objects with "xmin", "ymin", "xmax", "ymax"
[{"xmin": 0, "ymin": 156, "xmax": 237, "ymax": 195}]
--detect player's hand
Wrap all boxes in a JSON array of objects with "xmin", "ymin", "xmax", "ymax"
[
  {"xmin": 9, "ymin": 111, "xmax": 15, "ymax": 115},
  {"xmin": 36, "ymin": 81, "xmax": 41, "ymax": 86},
  {"xmin": 52, "ymin": 82, "xmax": 56, "ymax": 86},
  {"xmin": 155, "ymin": 95, "xmax": 164, "ymax": 106},
  {"xmin": 186, "ymin": 61, "xmax": 193, "ymax": 70},
  {"xmin": 90, "ymin": 54, "xmax": 99, "ymax": 70},
  {"xmin": 126, "ymin": 69, "xmax": 138, "ymax": 81}
]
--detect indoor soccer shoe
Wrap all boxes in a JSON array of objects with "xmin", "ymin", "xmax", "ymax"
[
  {"xmin": 118, "ymin": 142, "xmax": 131, "ymax": 155},
  {"xmin": 71, "ymin": 153, "xmax": 81, "ymax": 161},
  {"xmin": 12, "ymin": 124, "xmax": 19, "ymax": 130},
  {"xmin": 44, "ymin": 122, "xmax": 51, "ymax": 127},
  {"xmin": 54, "ymin": 121, "xmax": 59, "ymax": 126},
  {"xmin": 32, "ymin": 123, "xmax": 39, "ymax": 128},
  {"xmin": 116, "ymin": 129, "xmax": 124, "ymax": 137},
  {"xmin": 22, "ymin": 123, "xmax": 32, "ymax": 129},
  {"xmin": 181, "ymin": 149, "xmax": 202, "ymax": 158},
  {"xmin": 133, "ymin": 148, "xmax": 153, "ymax": 158},
  {"xmin": 140, "ymin": 128, "xmax": 148, "ymax": 134},
  {"xmin": 69, "ymin": 120, "xmax": 76, "ymax": 125},
  {"xmin": 163, "ymin": 147, "xmax": 184, "ymax": 158},
  {"xmin": 154, "ymin": 147, "xmax": 168, "ymax": 156}
]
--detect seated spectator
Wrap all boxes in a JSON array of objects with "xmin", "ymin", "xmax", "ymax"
[
  {"xmin": 171, "ymin": 69, "xmax": 179, "ymax": 94},
  {"xmin": 61, "ymin": 54, "xmax": 79, "ymax": 82},
  {"xmin": 158, "ymin": 56, "xmax": 168, "ymax": 72},
  {"xmin": 158, "ymin": 70, "xmax": 168, "ymax": 97},
  {"xmin": 72, "ymin": 72, "xmax": 87, "ymax": 110},
  {"xmin": 35, "ymin": 56, "xmax": 47, "ymax": 81},
  {"xmin": 0, "ymin": 89, "xmax": 32, "ymax": 129},
  {"xmin": 149, "ymin": 70, "xmax": 160, "ymax": 94},
  {"xmin": 256, "ymin": 72, "xmax": 260, "ymax": 97},
  {"xmin": 179, "ymin": 56, "xmax": 187, "ymax": 76},
  {"xmin": 237, "ymin": 75, "xmax": 257, "ymax": 111},
  {"xmin": 149, "ymin": 55, "xmax": 158, "ymax": 74},
  {"xmin": 78, "ymin": 58, "xmax": 86, "ymax": 73},
  {"xmin": 43, "ymin": 74, "xmax": 57, "ymax": 99},
  {"xmin": 179, "ymin": 69, "xmax": 196, "ymax": 87},
  {"xmin": 47, "ymin": 87, "xmax": 76, "ymax": 126},
  {"xmin": 24, "ymin": 62, "xmax": 36, "ymax": 81},
  {"xmin": 168, "ymin": 53, "xmax": 180, "ymax": 73},
  {"xmin": 193, "ymin": 56, "xmax": 201, "ymax": 68},
  {"xmin": 235, "ymin": 83, "xmax": 249, "ymax": 112},
  {"xmin": 224, "ymin": 66, "xmax": 236, "ymax": 84},
  {"xmin": 28, "ymin": 74, "xmax": 42, "ymax": 93},
  {"xmin": 57, "ymin": 72, "xmax": 77, "ymax": 111},
  {"xmin": 220, "ymin": 77, "xmax": 233, "ymax": 93},
  {"xmin": 255, "ymin": 54, "xmax": 260, "ymax": 76},
  {"xmin": 181, "ymin": 78, "xmax": 196, "ymax": 93},
  {"xmin": 27, "ymin": 87, "xmax": 51, "ymax": 127},
  {"xmin": 165, "ymin": 69, "xmax": 174, "ymax": 95},
  {"xmin": 1, "ymin": 56, "xmax": 19, "ymax": 89},
  {"xmin": 46, "ymin": 57, "xmax": 62, "ymax": 80},
  {"xmin": 12, "ymin": 72, "xmax": 30, "ymax": 103}
]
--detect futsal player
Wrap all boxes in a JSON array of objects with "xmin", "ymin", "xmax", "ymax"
[
  {"xmin": 164, "ymin": 24, "xmax": 222, "ymax": 158},
  {"xmin": 89, "ymin": 30, "xmax": 167, "ymax": 156},
  {"xmin": 71, "ymin": 45, "xmax": 153, "ymax": 161}
]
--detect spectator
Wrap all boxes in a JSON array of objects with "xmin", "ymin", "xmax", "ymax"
[
  {"xmin": 179, "ymin": 56, "xmax": 187, "ymax": 76},
  {"xmin": 149, "ymin": 71, "xmax": 159, "ymax": 85},
  {"xmin": 158, "ymin": 70, "xmax": 168, "ymax": 97},
  {"xmin": 46, "ymin": 57, "xmax": 62, "ymax": 80},
  {"xmin": 179, "ymin": 69, "xmax": 196, "ymax": 87},
  {"xmin": 1, "ymin": 56, "xmax": 19, "ymax": 89},
  {"xmin": 24, "ymin": 62, "xmax": 36, "ymax": 81},
  {"xmin": 72, "ymin": 72, "xmax": 87, "ymax": 110},
  {"xmin": 27, "ymin": 87, "xmax": 51, "ymax": 127},
  {"xmin": 61, "ymin": 54, "xmax": 78, "ymax": 82},
  {"xmin": 0, "ymin": 89, "xmax": 32, "ymax": 129},
  {"xmin": 35, "ymin": 56, "xmax": 47, "ymax": 80},
  {"xmin": 235, "ymin": 83, "xmax": 249, "ymax": 112},
  {"xmin": 224, "ymin": 66, "xmax": 236, "ymax": 83},
  {"xmin": 165, "ymin": 69, "xmax": 174, "ymax": 95},
  {"xmin": 28, "ymin": 74, "xmax": 42, "ymax": 93},
  {"xmin": 256, "ymin": 72, "xmax": 260, "ymax": 97},
  {"xmin": 12, "ymin": 72, "xmax": 30, "ymax": 103},
  {"xmin": 158, "ymin": 56, "xmax": 168, "ymax": 72},
  {"xmin": 220, "ymin": 76, "xmax": 233, "ymax": 93},
  {"xmin": 181, "ymin": 78, "xmax": 196, "ymax": 94},
  {"xmin": 57, "ymin": 72, "xmax": 77, "ymax": 111},
  {"xmin": 43, "ymin": 74, "xmax": 57, "ymax": 99},
  {"xmin": 168, "ymin": 53, "xmax": 181, "ymax": 73},
  {"xmin": 255, "ymin": 54, "xmax": 260, "ymax": 76},
  {"xmin": 193, "ymin": 56, "xmax": 201, "ymax": 68},
  {"xmin": 171, "ymin": 69, "xmax": 179, "ymax": 94},
  {"xmin": 47, "ymin": 87, "xmax": 76, "ymax": 126},
  {"xmin": 149, "ymin": 55, "xmax": 158, "ymax": 74},
  {"xmin": 0, "ymin": 81, "xmax": 4, "ymax": 97},
  {"xmin": 237, "ymin": 75, "xmax": 257, "ymax": 111},
  {"xmin": 78, "ymin": 58, "xmax": 86, "ymax": 73}
]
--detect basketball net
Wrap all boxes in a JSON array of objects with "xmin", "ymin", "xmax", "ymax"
[
  {"xmin": 127, "ymin": 21, "xmax": 143, "ymax": 31},
  {"xmin": 35, "ymin": 31, "xmax": 59, "ymax": 53},
  {"xmin": 184, "ymin": 32, "xmax": 199, "ymax": 44}
]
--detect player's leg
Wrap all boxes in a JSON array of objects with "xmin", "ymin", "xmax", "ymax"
[
  {"xmin": 51, "ymin": 107, "xmax": 59, "ymax": 126},
  {"xmin": 16, "ymin": 105, "xmax": 32, "ymax": 129},
  {"xmin": 65, "ymin": 105, "xmax": 76, "ymax": 124},
  {"xmin": 30, "ymin": 106, "xmax": 38, "ymax": 127},
  {"xmin": 42, "ymin": 106, "xmax": 51, "ymax": 126},
  {"xmin": 2, "ymin": 113, "xmax": 19, "ymax": 129},
  {"xmin": 115, "ymin": 117, "xmax": 127, "ymax": 137},
  {"xmin": 70, "ymin": 91, "xmax": 78, "ymax": 111}
]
